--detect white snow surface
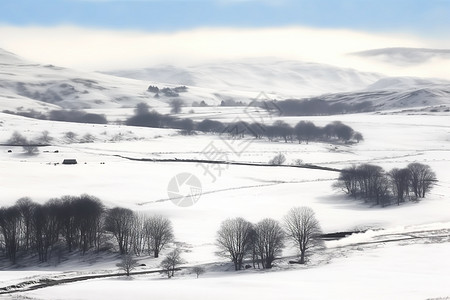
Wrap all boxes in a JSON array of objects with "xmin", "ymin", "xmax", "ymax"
[
  {"xmin": 104, "ymin": 58, "xmax": 383, "ymax": 98},
  {"xmin": 0, "ymin": 49, "xmax": 450, "ymax": 300}
]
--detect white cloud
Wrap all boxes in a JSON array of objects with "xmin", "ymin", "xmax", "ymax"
[{"xmin": 0, "ymin": 25, "xmax": 449, "ymax": 79}]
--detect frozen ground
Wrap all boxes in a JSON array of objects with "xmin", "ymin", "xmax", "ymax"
[
  {"xmin": 1, "ymin": 225, "xmax": 449, "ymax": 300},
  {"xmin": 1, "ymin": 48, "xmax": 450, "ymax": 299},
  {"xmin": 20, "ymin": 242, "xmax": 450, "ymax": 300},
  {"xmin": 1, "ymin": 108, "xmax": 449, "ymax": 299}
]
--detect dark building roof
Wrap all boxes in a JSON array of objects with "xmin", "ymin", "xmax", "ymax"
[{"xmin": 62, "ymin": 159, "xmax": 77, "ymax": 165}]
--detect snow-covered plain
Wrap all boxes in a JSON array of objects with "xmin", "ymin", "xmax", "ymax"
[
  {"xmin": 0, "ymin": 49, "xmax": 450, "ymax": 300},
  {"xmin": 1, "ymin": 109, "xmax": 449, "ymax": 299},
  {"xmin": 17, "ymin": 242, "xmax": 450, "ymax": 300}
]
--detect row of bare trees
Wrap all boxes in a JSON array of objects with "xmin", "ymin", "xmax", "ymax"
[
  {"xmin": 216, "ymin": 207, "xmax": 322, "ymax": 270},
  {"xmin": 2, "ymin": 109, "xmax": 108, "ymax": 124},
  {"xmin": 334, "ymin": 163, "xmax": 437, "ymax": 206},
  {"xmin": 127, "ymin": 103, "xmax": 363, "ymax": 143},
  {"xmin": 274, "ymin": 99, "xmax": 373, "ymax": 116},
  {"xmin": 0, "ymin": 196, "xmax": 174, "ymax": 264},
  {"xmin": 199, "ymin": 120, "xmax": 363, "ymax": 144},
  {"xmin": 104, "ymin": 208, "xmax": 174, "ymax": 257}
]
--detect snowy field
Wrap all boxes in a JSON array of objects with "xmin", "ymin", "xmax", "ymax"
[
  {"xmin": 1, "ymin": 107, "xmax": 450, "ymax": 299},
  {"xmin": 1, "ymin": 47, "xmax": 450, "ymax": 298},
  {"xmin": 16, "ymin": 242, "xmax": 450, "ymax": 300}
]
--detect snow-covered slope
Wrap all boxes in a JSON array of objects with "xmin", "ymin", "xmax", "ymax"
[
  {"xmin": 0, "ymin": 48, "xmax": 175, "ymax": 112},
  {"xmin": 103, "ymin": 58, "xmax": 383, "ymax": 98},
  {"xmin": 300, "ymin": 76, "xmax": 450, "ymax": 110},
  {"xmin": 104, "ymin": 58, "xmax": 450, "ymax": 111},
  {"xmin": 2, "ymin": 48, "xmax": 450, "ymax": 115},
  {"xmin": 366, "ymin": 76, "xmax": 450, "ymax": 91},
  {"xmin": 1, "ymin": 48, "xmax": 450, "ymax": 300},
  {"xmin": 0, "ymin": 48, "xmax": 255, "ymax": 113}
]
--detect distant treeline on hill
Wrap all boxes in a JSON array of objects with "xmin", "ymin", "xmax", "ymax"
[
  {"xmin": 147, "ymin": 85, "xmax": 188, "ymax": 97},
  {"xmin": 2, "ymin": 109, "xmax": 108, "ymax": 124},
  {"xmin": 126, "ymin": 105, "xmax": 363, "ymax": 143},
  {"xmin": 262, "ymin": 99, "xmax": 374, "ymax": 116},
  {"xmin": 191, "ymin": 98, "xmax": 374, "ymax": 115}
]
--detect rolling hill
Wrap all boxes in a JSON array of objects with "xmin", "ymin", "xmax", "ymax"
[
  {"xmin": 1, "ymin": 48, "xmax": 450, "ymax": 117},
  {"xmin": 302, "ymin": 77, "xmax": 450, "ymax": 111},
  {"xmin": 104, "ymin": 58, "xmax": 383, "ymax": 98}
]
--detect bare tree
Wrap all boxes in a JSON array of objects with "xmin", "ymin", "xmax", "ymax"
[
  {"xmin": 64, "ymin": 131, "xmax": 78, "ymax": 143},
  {"xmin": 7, "ymin": 131, "xmax": 27, "ymax": 145},
  {"xmin": 197, "ymin": 119, "xmax": 225, "ymax": 134},
  {"xmin": 160, "ymin": 248, "xmax": 184, "ymax": 278},
  {"xmin": 6, "ymin": 132, "xmax": 38, "ymax": 155},
  {"xmin": 57, "ymin": 195, "xmax": 104, "ymax": 254},
  {"xmin": 389, "ymin": 168, "xmax": 410, "ymax": 205},
  {"xmin": 334, "ymin": 122, "xmax": 354, "ymax": 142},
  {"xmin": 248, "ymin": 228, "xmax": 260, "ymax": 268},
  {"xmin": 272, "ymin": 120, "xmax": 293, "ymax": 143},
  {"xmin": 216, "ymin": 217, "xmax": 253, "ymax": 271},
  {"xmin": 15, "ymin": 197, "xmax": 36, "ymax": 252},
  {"xmin": 283, "ymin": 207, "xmax": 322, "ymax": 264},
  {"xmin": 169, "ymin": 99, "xmax": 184, "ymax": 114},
  {"xmin": 117, "ymin": 254, "xmax": 139, "ymax": 276},
  {"xmin": 33, "ymin": 200, "xmax": 63, "ymax": 262},
  {"xmin": 131, "ymin": 213, "xmax": 146, "ymax": 256},
  {"xmin": 192, "ymin": 266, "xmax": 206, "ymax": 278},
  {"xmin": 294, "ymin": 121, "xmax": 318, "ymax": 144},
  {"xmin": 175, "ymin": 118, "xmax": 195, "ymax": 135},
  {"xmin": 407, "ymin": 163, "xmax": 437, "ymax": 198},
  {"xmin": 355, "ymin": 164, "xmax": 387, "ymax": 205},
  {"xmin": 81, "ymin": 133, "xmax": 95, "ymax": 143},
  {"xmin": 144, "ymin": 215, "xmax": 174, "ymax": 258},
  {"xmin": 23, "ymin": 142, "xmax": 39, "ymax": 155},
  {"xmin": 254, "ymin": 218, "xmax": 285, "ymax": 269},
  {"xmin": 37, "ymin": 130, "xmax": 53, "ymax": 144},
  {"xmin": 0, "ymin": 206, "xmax": 21, "ymax": 263},
  {"xmin": 104, "ymin": 207, "xmax": 135, "ymax": 255},
  {"xmin": 59, "ymin": 196, "xmax": 79, "ymax": 252},
  {"xmin": 75, "ymin": 195, "xmax": 104, "ymax": 254},
  {"xmin": 333, "ymin": 165, "xmax": 359, "ymax": 197},
  {"xmin": 134, "ymin": 102, "xmax": 151, "ymax": 116}
]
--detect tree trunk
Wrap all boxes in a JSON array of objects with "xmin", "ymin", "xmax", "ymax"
[{"xmin": 299, "ymin": 251, "xmax": 305, "ymax": 264}]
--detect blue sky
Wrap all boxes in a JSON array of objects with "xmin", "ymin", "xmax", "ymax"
[{"xmin": 1, "ymin": 0, "xmax": 449, "ymax": 36}]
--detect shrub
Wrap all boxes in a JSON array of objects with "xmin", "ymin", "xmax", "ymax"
[{"xmin": 268, "ymin": 153, "xmax": 286, "ymax": 165}]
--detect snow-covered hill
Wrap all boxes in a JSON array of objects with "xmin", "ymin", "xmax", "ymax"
[
  {"xmin": 1, "ymin": 48, "xmax": 450, "ymax": 300},
  {"xmin": 366, "ymin": 76, "xmax": 450, "ymax": 91},
  {"xmin": 104, "ymin": 58, "xmax": 383, "ymax": 98},
  {"xmin": 1, "ymin": 48, "xmax": 450, "ymax": 115},
  {"xmin": 0, "ymin": 48, "xmax": 257, "ymax": 114},
  {"xmin": 104, "ymin": 58, "xmax": 450, "ymax": 111},
  {"xmin": 298, "ymin": 76, "xmax": 450, "ymax": 111}
]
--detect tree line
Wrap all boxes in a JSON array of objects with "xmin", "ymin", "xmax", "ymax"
[
  {"xmin": 147, "ymin": 85, "xmax": 188, "ymax": 98},
  {"xmin": 1, "ymin": 196, "xmax": 324, "ymax": 274},
  {"xmin": 0, "ymin": 195, "xmax": 174, "ymax": 264},
  {"xmin": 127, "ymin": 103, "xmax": 363, "ymax": 144},
  {"xmin": 267, "ymin": 99, "xmax": 374, "ymax": 116},
  {"xmin": 2, "ymin": 109, "xmax": 108, "ymax": 124},
  {"xmin": 217, "ymin": 206, "xmax": 322, "ymax": 270},
  {"xmin": 334, "ymin": 163, "xmax": 437, "ymax": 206},
  {"xmin": 216, "ymin": 120, "xmax": 363, "ymax": 144}
]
